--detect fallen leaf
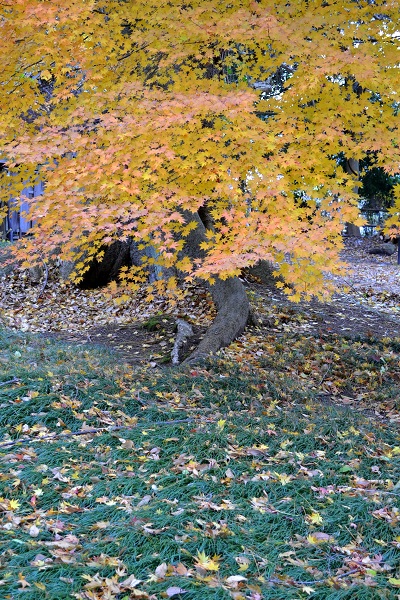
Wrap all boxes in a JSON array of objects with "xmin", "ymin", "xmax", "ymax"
[
  {"xmin": 226, "ymin": 575, "xmax": 247, "ymax": 586},
  {"xmin": 121, "ymin": 574, "xmax": 142, "ymax": 588},
  {"xmin": 137, "ymin": 494, "xmax": 152, "ymax": 507},
  {"xmin": 306, "ymin": 511, "xmax": 323, "ymax": 525},
  {"xmin": 194, "ymin": 551, "xmax": 220, "ymax": 571},
  {"xmin": 9, "ymin": 499, "xmax": 21, "ymax": 510},
  {"xmin": 29, "ymin": 524, "xmax": 40, "ymax": 537},
  {"xmin": 18, "ymin": 573, "xmax": 30, "ymax": 588},
  {"xmin": 302, "ymin": 585, "xmax": 315, "ymax": 595},
  {"xmin": 33, "ymin": 582, "xmax": 47, "ymax": 591},
  {"xmin": 154, "ymin": 562, "xmax": 168, "ymax": 579},
  {"xmin": 166, "ymin": 587, "xmax": 187, "ymax": 597}
]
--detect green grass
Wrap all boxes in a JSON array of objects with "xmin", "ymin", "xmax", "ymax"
[{"xmin": 0, "ymin": 328, "xmax": 399, "ymax": 599}]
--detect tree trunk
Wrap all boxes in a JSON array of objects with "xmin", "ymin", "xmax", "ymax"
[
  {"xmin": 58, "ymin": 212, "xmax": 251, "ymax": 361},
  {"xmin": 130, "ymin": 239, "xmax": 176, "ymax": 283},
  {"xmin": 78, "ymin": 241, "xmax": 131, "ymax": 288},
  {"xmin": 345, "ymin": 223, "xmax": 362, "ymax": 238},
  {"xmin": 344, "ymin": 158, "xmax": 361, "ymax": 237},
  {"xmin": 186, "ymin": 275, "xmax": 250, "ymax": 362},
  {"xmin": 179, "ymin": 211, "xmax": 251, "ymax": 363}
]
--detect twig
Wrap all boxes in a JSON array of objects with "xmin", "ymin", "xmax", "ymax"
[
  {"xmin": 318, "ymin": 364, "xmax": 332, "ymax": 386},
  {"xmin": 37, "ymin": 257, "xmax": 49, "ymax": 298},
  {"xmin": 0, "ymin": 377, "xmax": 19, "ymax": 387},
  {"xmin": 116, "ymin": 41, "xmax": 152, "ymax": 62},
  {"xmin": 0, "ymin": 417, "xmax": 201, "ymax": 449},
  {"xmin": 337, "ymin": 277, "xmax": 360, "ymax": 295},
  {"xmin": 136, "ymin": 391, "xmax": 148, "ymax": 406}
]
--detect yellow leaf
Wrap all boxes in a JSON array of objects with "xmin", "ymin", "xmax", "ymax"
[
  {"xmin": 217, "ymin": 419, "xmax": 226, "ymax": 431},
  {"xmin": 18, "ymin": 573, "xmax": 30, "ymax": 588},
  {"xmin": 194, "ymin": 551, "xmax": 220, "ymax": 571},
  {"xmin": 274, "ymin": 472, "xmax": 292, "ymax": 485},
  {"xmin": 307, "ymin": 532, "xmax": 334, "ymax": 545},
  {"xmin": 9, "ymin": 499, "xmax": 20, "ymax": 510},
  {"xmin": 389, "ymin": 578, "xmax": 400, "ymax": 587},
  {"xmin": 40, "ymin": 69, "xmax": 52, "ymax": 81},
  {"xmin": 34, "ymin": 582, "xmax": 47, "ymax": 591},
  {"xmin": 307, "ymin": 511, "xmax": 323, "ymax": 525},
  {"xmin": 280, "ymin": 439, "xmax": 292, "ymax": 449},
  {"xmin": 302, "ymin": 586, "xmax": 315, "ymax": 595}
]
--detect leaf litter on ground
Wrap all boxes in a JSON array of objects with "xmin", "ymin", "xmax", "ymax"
[{"xmin": 1, "ymin": 237, "xmax": 400, "ymax": 375}]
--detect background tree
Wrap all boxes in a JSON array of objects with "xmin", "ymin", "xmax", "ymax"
[{"xmin": 1, "ymin": 0, "xmax": 399, "ymax": 358}]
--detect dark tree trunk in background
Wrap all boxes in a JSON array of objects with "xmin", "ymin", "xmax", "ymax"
[
  {"xmin": 344, "ymin": 158, "xmax": 361, "ymax": 238},
  {"xmin": 130, "ymin": 239, "xmax": 176, "ymax": 283},
  {"xmin": 78, "ymin": 241, "xmax": 131, "ymax": 289}
]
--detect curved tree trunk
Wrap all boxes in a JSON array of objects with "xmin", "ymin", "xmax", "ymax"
[
  {"xmin": 186, "ymin": 275, "xmax": 250, "ymax": 362},
  {"xmin": 180, "ymin": 211, "xmax": 250, "ymax": 363},
  {"xmin": 58, "ymin": 211, "xmax": 250, "ymax": 362}
]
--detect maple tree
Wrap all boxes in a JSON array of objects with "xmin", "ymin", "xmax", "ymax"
[{"xmin": 1, "ymin": 0, "xmax": 399, "ymax": 357}]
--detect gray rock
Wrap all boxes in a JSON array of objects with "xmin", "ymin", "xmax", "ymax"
[
  {"xmin": 29, "ymin": 264, "xmax": 43, "ymax": 283},
  {"xmin": 171, "ymin": 318, "xmax": 194, "ymax": 365},
  {"xmin": 59, "ymin": 259, "xmax": 76, "ymax": 280},
  {"xmin": 368, "ymin": 243, "xmax": 397, "ymax": 256}
]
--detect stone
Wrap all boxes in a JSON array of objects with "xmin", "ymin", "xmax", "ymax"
[
  {"xmin": 29, "ymin": 264, "xmax": 44, "ymax": 283},
  {"xmin": 368, "ymin": 243, "xmax": 397, "ymax": 256},
  {"xmin": 171, "ymin": 318, "xmax": 194, "ymax": 365},
  {"xmin": 59, "ymin": 259, "xmax": 76, "ymax": 280}
]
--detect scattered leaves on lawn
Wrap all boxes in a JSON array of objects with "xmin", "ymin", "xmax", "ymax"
[{"xmin": 0, "ymin": 239, "xmax": 400, "ymax": 598}]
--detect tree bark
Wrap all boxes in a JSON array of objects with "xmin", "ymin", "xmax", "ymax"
[
  {"xmin": 130, "ymin": 239, "xmax": 176, "ymax": 283},
  {"xmin": 186, "ymin": 275, "xmax": 250, "ymax": 362},
  {"xmin": 78, "ymin": 241, "xmax": 131, "ymax": 288},
  {"xmin": 344, "ymin": 158, "xmax": 361, "ymax": 237},
  {"xmin": 179, "ymin": 211, "xmax": 251, "ymax": 363}
]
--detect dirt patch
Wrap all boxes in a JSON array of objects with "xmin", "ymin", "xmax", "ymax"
[
  {"xmin": 43, "ymin": 318, "xmax": 207, "ymax": 367},
  {"xmin": 251, "ymin": 282, "xmax": 400, "ymax": 339},
  {"xmin": 41, "ymin": 279, "xmax": 400, "ymax": 369}
]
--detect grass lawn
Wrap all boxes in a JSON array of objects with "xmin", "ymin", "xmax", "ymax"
[{"xmin": 0, "ymin": 328, "xmax": 399, "ymax": 599}]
